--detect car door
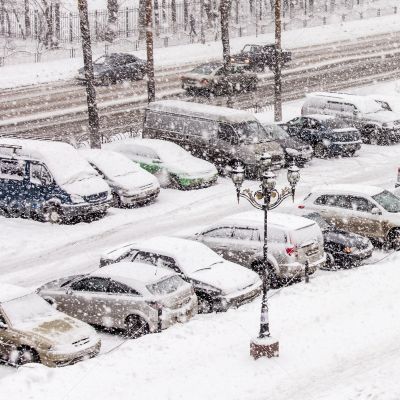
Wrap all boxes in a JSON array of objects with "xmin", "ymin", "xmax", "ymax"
[
  {"xmin": 286, "ymin": 118, "xmax": 307, "ymax": 141},
  {"xmin": 228, "ymin": 226, "xmax": 262, "ymax": 265},
  {"xmin": 298, "ymin": 117, "xmax": 320, "ymax": 145},
  {"xmin": 196, "ymin": 226, "xmax": 235, "ymax": 260},
  {"xmin": 348, "ymin": 196, "xmax": 384, "ymax": 239},
  {"xmin": 28, "ymin": 162, "xmax": 54, "ymax": 212},
  {"xmin": 212, "ymin": 123, "xmax": 239, "ymax": 168},
  {"xmin": 0, "ymin": 312, "xmax": 16, "ymax": 361}
]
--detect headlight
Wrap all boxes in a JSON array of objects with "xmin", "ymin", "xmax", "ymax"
[
  {"xmin": 244, "ymin": 59, "xmax": 250, "ymax": 64},
  {"xmin": 383, "ymin": 122, "xmax": 394, "ymax": 129},
  {"xmin": 343, "ymin": 246, "xmax": 358, "ymax": 254},
  {"xmin": 70, "ymin": 194, "xmax": 84, "ymax": 204},
  {"xmin": 230, "ymin": 58, "xmax": 235, "ymax": 62},
  {"xmin": 285, "ymin": 147, "xmax": 299, "ymax": 156}
]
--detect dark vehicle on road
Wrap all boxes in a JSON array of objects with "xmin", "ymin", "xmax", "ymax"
[
  {"xmin": 230, "ymin": 44, "xmax": 292, "ymax": 72},
  {"xmin": 289, "ymin": 211, "xmax": 373, "ymax": 269},
  {"xmin": 262, "ymin": 122, "xmax": 313, "ymax": 167},
  {"xmin": 181, "ymin": 62, "xmax": 257, "ymax": 96},
  {"xmin": 281, "ymin": 114, "xmax": 362, "ymax": 158},
  {"xmin": 77, "ymin": 53, "xmax": 147, "ymax": 86}
]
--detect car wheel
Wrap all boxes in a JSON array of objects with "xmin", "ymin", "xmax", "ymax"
[
  {"xmin": 314, "ymin": 143, "xmax": 327, "ymax": 158},
  {"xmin": 125, "ymin": 315, "xmax": 149, "ymax": 339},
  {"xmin": 42, "ymin": 204, "xmax": 63, "ymax": 224},
  {"xmin": 198, "ymin": 296, "xmax": 214, "ymax": 313},
  {"xmin": 387, "ymin": 229, "xmax": 400, "ymax": 250},
  {"xmin": 111, "ymin": 192, "xmax": 122, "ymax": 208},
  {"xmin": 345, "ymin": 150, "xmax": 356, "ymax": 157},
  {"xmin": 15, "ymin": 346, "xmax": 40, "ymax": 365},
  {"xmin": 323, "ymin": 252, "xmax": 338, "ymax": 271},
  {"xmin": 363, "ymin": 127, "xmax": 381, "ymax": 145}
]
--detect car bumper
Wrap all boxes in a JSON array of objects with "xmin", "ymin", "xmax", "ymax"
[
  {"xmin": 336, "ymin": 244, "xmax": 374, "ymax": 264},
  {"xmin": 280, "ymin": 254, "xmax": 326, "ymax": 278},
  {"xmin": 42, "ymin": 339, "xmax": 101, "ymax": 367},
  {"xmin": 119, "ymin": 188, "xmax": 160, "ymax": 205},
  {"xmin": 328, "ymin": 141, "xmax": 362, "ymax": 155},
  {"xmin": 213, "ymin": 282, "xmax": 262, "ymax": 312},
  {"xmin": 160, "ymin": 295, "xmax": 198, "ymax": 330},
  {"xmin": 381, "ymin": 127, "xmax": 400, "ymax": 141},
  {"xmin": 61, "ymin": 201, "xmax": 110, "ymax": 218},
  {"xmin": 176, "ymin": 174, "xmax": 218, "ymax": 189}
]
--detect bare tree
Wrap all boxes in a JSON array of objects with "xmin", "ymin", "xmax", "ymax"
[
  {"xmin": 274, "ymin": 0, "xmax": 282, "ymax": 121},
  {"xmin": 77, "ymin": 0, "xmax": 101, "ymax": 148},
  {"xmin": 219, "ymin": 0, "xmax": 232, "ymax": 70},
  {"xmin": 105, "ymin": 0, "xmax": 118, "ymax": 42},
  {"xmin": 146, "ymin": 0, "xmax": 155, "ymax": 102}
]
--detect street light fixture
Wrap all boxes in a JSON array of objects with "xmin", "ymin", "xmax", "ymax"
[{"xmin": 230, "ymin": 154, "xmax": 300, "ymax": 359}]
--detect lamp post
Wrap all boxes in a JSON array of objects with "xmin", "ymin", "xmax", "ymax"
[{"xmin": 230, "ymin": 154, "xmax": 300, "ymax": 359}]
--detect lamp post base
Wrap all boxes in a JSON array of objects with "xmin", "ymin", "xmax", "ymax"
[{"xmin": 250, "ymin": 337, "xmax": 279, "ymax": 359}]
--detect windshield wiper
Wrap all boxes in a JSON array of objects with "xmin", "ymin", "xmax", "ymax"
[{"xmin": 193, "ymin": 261, "xmax": 223, "ymax": 272}]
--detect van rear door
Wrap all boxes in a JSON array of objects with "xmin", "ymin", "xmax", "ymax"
[{"xmin": 289, "ymin": 223, "xmax": 323, "ymax": 265}]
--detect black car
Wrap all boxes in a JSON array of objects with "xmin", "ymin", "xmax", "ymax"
[
  {"xmin": 262, "ymin": 122, "xmax": 313, "ymax": 167},
  {"xmin": 230, "ymin": 44, "xmax": 292, "ymax": 72},
  {"xmin": 77, "ymin": 53, "xmax": 147, "ymax": 85},
  {"xmin": 299, "ymin": 211, "xmax": 373, "ymax": 269},
  {"xmin": 282, "ymin": 114, "xmax": 362, "ymax": 158}
]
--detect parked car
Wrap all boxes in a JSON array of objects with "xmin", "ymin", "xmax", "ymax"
[
  {"xmin": 77, "ymin": 53, "xmax": 147, "ymax": 85},
  {"xmin": 0, "ymin": 284, "xmax": 100, "ymax": 367},
  {"xmin": 262, "ymin": 122, "xmax": 313, "ymax": 166},
  {"xmin": 104, "ymin": 138, "xmax": 218, "ymax": 189},
  {"xmin": 283, "ymin": 210, "xmax": 373, "ymax": 269},
  {"xmin": 142, "ymin": 100, "xmax": 285, "ymax": 176},
  {"xmin": 230, "ymin": 43, "xmax": 292, "ymax": 72},
  {"xmin": 301, "ymin": 92, "xmax": 400, "ymax": 144},
  {"xmin": 299, "ymin": 184, "xmax": 400, "ymax": 248},
  {"xmin": 0, "ymin": 139, "xmax": 111, "ymax": 223},
  {"xmin": 282, "ymin": 114, "xmax": 362, "ymax": 158},
  {"xmin": 189, "ymin": 211, "xmax": 326, "ymax": 286},
  {"xmin": 181, "ymin": 62, "xmax": 258, "ymax": 95},
  {"xmin": 100, "ymin": 236, "xmax": 262, "ymax": 313},
  {"xmin": 79, "ymin": 149, "xmax": 160, "ymax": 208},
  {"xmin": 38, "ymin": 262, "xmax": 197, "ymax": 338}
]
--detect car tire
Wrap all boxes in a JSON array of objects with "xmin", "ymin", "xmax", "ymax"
[
  {"xmin": 323, "ymin": 252, "xmax": 338, "ymax": 271},
  {"xmin": 198, "ymin": 296, "xmax": 214, "ymax": 313},
  {"xmin": 42, "ymin": 204, "xmax": 63, "ymax": 224},
  {"xmin": 125, "ymin": 315, "xmax": 149, "ymax": 339},
  {"xmin": 314, "ymin": 143, "xmax": 327, "ymax": 158},
  {"xmin": 111, "ymin": 192, "xmax": 122, "ymax": 208},
  {"xmin": 387, "ymin": 229, "xmax": 400, "ymax": 250},
  {"xmin": 15, "ymin": 346, "xmax": 40, "ymax": 365}
]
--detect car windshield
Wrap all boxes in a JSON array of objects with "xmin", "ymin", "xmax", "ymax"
[
  {"xmin": 146, "ymin": 275, "xmax": 186, "ymax": 295},
  {"xmin": 2, "ymin": 293, "xmax": 59, "ymax": 329},
  {"xmin": 263, "ymin": 123, "xmax": 289, "ymax": 140},
  {"xmin": 191, "ymin": 64, "xmax": 218, "ymax": 75},
  {"xmin": 358, "ymin": 98, "xmax": 384, "ymax": 114},
  {"xmin": 304, "ymin": 213, "xmax": 331, "ymax": 231},
  {"xmin": 321, "ymin": 119, "xmax": 350, "ymax": 129},
  {"xmin": 94, "ymin": 55, "xmax": 108, "ymax": 65},
  {"xmin": 233, "ymin": 121, "xmax": 272, "ymax": 144},
  {"xmin": 242, "ymin": 45, "xmax": 252, "ymax": 52},
  {"xmin": 372, "ymin": 190, "xmax": 400, "ymax": 213}
]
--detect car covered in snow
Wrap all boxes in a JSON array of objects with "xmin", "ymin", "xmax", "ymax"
[
  {"xmin": 142, "ymin": 100, "xmax": 285, "ymax": 176},
  {"xmin": 100, "ymin": 236, "xmax": 262, "ymax": 313},
  {"xmin": 189, "ymin": 211, "xmax": 326, "ymax": 286},
  {"xmin": 299, "ymin": 184, "xmax": 400, "ymax": 248},
  {"xmin": 38, "ymin": 262, "xmax": 198, "ymax": 338},
  {"xmin": 0, "ymin": 139, "xmax": 111, "ymax": 223},
  {"xmin": 281, "ymin": 115, "xmax": 362, "ymax": 158},
  {"xmin": 104, "ymin": 138, "xmax": 218, "ymax": 189},
  {"xmin": 0, "ymin": 284, "xmax": 100, "ymax": 367},
  {"xmin": 282, "ymin": 210, "xmax": 373, "ymax": 269},
  {"xmin": 79, "ymin": 149, "xmax": 160, "ymax": 207},
  {"xmin": 180, "ymin": 62, "xmax": 257, "ymax": 95}
]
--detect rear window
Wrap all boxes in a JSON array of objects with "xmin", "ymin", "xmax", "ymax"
[
  {"xmin": 146, "ymin": 275, "xmax": 186, "ymax": 295},
  {"xmin": 289, "ymin": 223, "xmax": 322, "ymax": 246}
]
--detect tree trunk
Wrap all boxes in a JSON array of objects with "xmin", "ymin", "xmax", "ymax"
[
  {"xmin": 219, "ymin": 0, "xmax": 232, "ymax": 70},
  {"xmin": 274, "ymin": 0, "xmax": 282, "ymax": 121},
  {"xmin": 24, "ymin": 0, "xmax": 31, "ymax": 37},
  {"xmin": 77, "ymin": 0, "xmax": 101, "ymax": 148},
  {"xmin": 106, "ymin": 0, "xmax": 119, "ymax": 42},
  {"xmin": 146, "ymin": 0, "xmax": 155, "ymax": 103},
  {"xmin": 138, "ymin": 0, "xmax": 146, "ymax": 40}
]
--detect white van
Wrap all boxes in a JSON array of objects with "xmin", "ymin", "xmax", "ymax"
[{"xmin": 301, "ymin": 92, "xmax": 400, "ymax": 144}]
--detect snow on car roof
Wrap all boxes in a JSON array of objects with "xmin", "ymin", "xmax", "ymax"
[
  {"xmin": 93, "ymin": 262, "xmax": 174, "ymax": 287},
  {"xmin": 221, "ymin": 211, "xmax": 314, "ymax": 230},
  {"xmin": 0, "ymin": 138, "xmax": 98, "ymax": 186},
  {"xmin": 311, "ymin": 184, "xmax": 384, "ymax": 196},
  {"xmin": 147, "ymin": 100, "xmax": 257, "ymax": 123},
  {"xmin": 106, "ymin": 138, "xmax": 184, "ymax": 154},
  {"xmin": 304, "ymin": 114, "xmax": 335, "ymax": 121},
  {"xmin": 0, "ymin": 284, "xmax": 31, "ymax": 303}
]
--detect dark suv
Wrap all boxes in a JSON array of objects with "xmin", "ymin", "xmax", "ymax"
[{"xmin": 77, "ymin": 53, "xmax": 147, "ymax": 85}]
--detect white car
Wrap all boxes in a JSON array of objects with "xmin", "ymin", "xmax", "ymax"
[
  {"xmin": 104, "ymin": 138, "xmax": 218, "ymax": 189},
  {"xmin": 79, "ymin": 149, "xmax": 160, "ymax": 207},
  {"xmin": 299, "ymin": 184, "xmax": 400, "ymax": 247},
  {"xmin": 100, "ymin": 236, "xmax": 262, "ymax": 313}
]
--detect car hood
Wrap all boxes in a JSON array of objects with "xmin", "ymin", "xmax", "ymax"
[
  {"xmin": 110, "ymin": 170, "xmax": 160, "ymax": 192},
  {"xmin": 166, "ymin": 157, "xmax": 217, "ymax": 178},
  {"xmin": 324, "ymin": 229, "xmax": 371, "ymax": 248},
  {"xmin": 190, "ymin": 261, "xmax": 260, "ymax": 295},
  {"xmin": 364, "ymin": 110, "xmax": 400, "ymax": 124},
  {"xmin": 62, "ymin": 175, "xmax": 111, "ymax": 197}
]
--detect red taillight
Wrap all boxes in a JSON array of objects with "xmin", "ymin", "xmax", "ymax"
[
  {"xmin": 286, "ymin": 246, "xmax": 296, "ymax": 256},
  {"xmin": 298, "ymin": 204, "xmax": 305, "ymax": 209},
  {"xmin": 201, "ymin": 79, "xmax": 209, "ymax": 85}
]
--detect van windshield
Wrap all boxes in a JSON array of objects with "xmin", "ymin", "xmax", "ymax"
[
  {"xmin": 232, "ymin": 121, "xmax": 272, "ymax": 144},
  {"xmin": 357, "ymin": 98, "xmax": 384, "ymax": 114},
  {"xmin": 263, "ymin": 123, "xmax": 289, "ymax": 140}
]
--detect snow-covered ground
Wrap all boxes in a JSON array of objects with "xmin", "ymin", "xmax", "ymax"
[
  {"xmin": 1, "ymin": 12, "xmax": 400, "ymax": 89},
  {"xmin": 1, "ymin": 77, "xmax": 400, "ymax": 397}
]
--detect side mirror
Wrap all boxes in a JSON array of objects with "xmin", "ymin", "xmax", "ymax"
[
  {"xmin": 353, "ymin": 110, "xmax": 360, "ymax": 116},
  {"xmin": 371, "ymin": 207, "xmax": 381, "ymax": 215}
]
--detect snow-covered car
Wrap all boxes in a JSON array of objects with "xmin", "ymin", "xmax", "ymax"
[
  {"xmin": 0, "ymin": 139, "xmax": 111, "ymax": 223},
  {"xmin": 0, "ymin": 284, "xmax": 100, "ymax": 367},
  {"xmin": 104, "ymin": 138, "xmax": 218, "ymax": 189},
  {"xmin": 189, "ymin": 211, "xmax": 326, "ymax": 286},
  {"xmin": 299, "ymin": 184, "xmax": 400, "ymax": 248},
  {"xmin": 100, "ymin": 236, "xmax": 262, "ymax": 313},
  {"xmin": 37, "ymin": 262, "xmax": 198, "ymax": 338},
  {"xmin": 79, "ymin": 149, "xmax": 160, "ymax": 207}
]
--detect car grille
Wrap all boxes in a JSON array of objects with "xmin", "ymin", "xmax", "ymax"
[
  {"xmin": 331, "ymin": 131, "xmax": 360, "ymax": 142},
  {"xmin": 72, "ymin": 337, "xmax": 91, "ymax": 348},
  {"xmin": 83, "ymin": 191, "xmax": 108, "ymax": 204}
]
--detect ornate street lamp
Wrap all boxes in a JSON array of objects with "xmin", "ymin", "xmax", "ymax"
[{"xmin": 230, "ymin": 153, "xmax": 300, "ymax": 359}]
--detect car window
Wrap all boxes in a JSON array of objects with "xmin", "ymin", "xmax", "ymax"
[
  {"xmin": 307, "ymin": 119, "xmax": 320, "ymax": 129},
  {"xmin": 71, "ymin": 277, "xmax": 110, "ymax": 292},
  {"xmin": 349, "ymin": 196, "xmax": 375, "ymax": 213},
  {"xmin": 327, "ymin": 101, "xmax": 344, "ymax": 112},
  {"xmin": 30, "ymin": 163, "xmax": 52, "ymax": 185},
  {"xmin": 132, "ymin": 252, "xmax": 181, "ymax": 273},
  {"xmin": 314, "ymin": 194, "xmax": 351, "ymax": 209},
  {"xmin": 0, "ymin": 159, "xmax": 25, "ymax": 180},
  {"xmin": 218, "ymin": 124, "xmax": 238, "ymax": 144},
  {"xmin": 334, "ymin": 195, "xmax": 352, "ymax": 209},
  {"xmin": 132, "ymin": 251, "xmax": 159, "ymax": 265},
  {"xmin": 232, "ymin": 227, "xmax": 260, "ymax": 241},
  {"xmin": 202, "ymin": 227, "xmax": 234, "ymax": 239},
  {"xmin": 372, "ymin": 190, "xmax": 400, "ymax": 213},
  {"xmin": 108, "ymin": 280, "xmax": 141, "ymax": 295}
]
